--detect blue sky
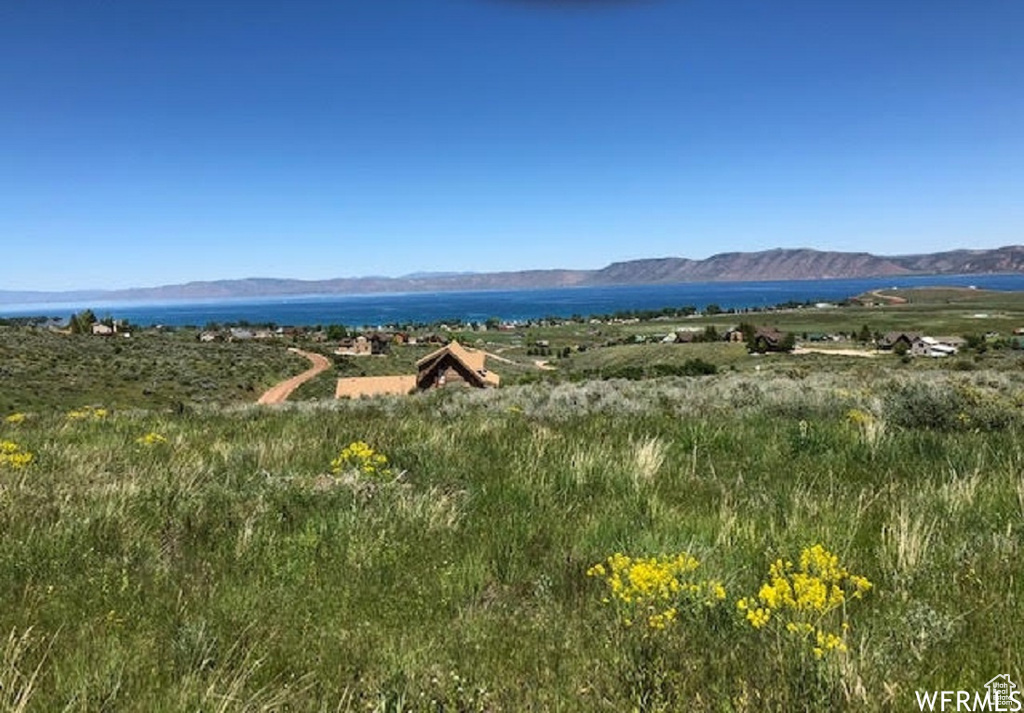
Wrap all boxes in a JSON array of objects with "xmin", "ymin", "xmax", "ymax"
[{"xmin": 2, "ymin": 0, "xmax": 1022, "ymax": 291}]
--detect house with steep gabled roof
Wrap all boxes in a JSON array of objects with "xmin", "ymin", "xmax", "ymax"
[
  {"xmin": 750, "ymin": 327, "xmax": 793, "ymax": 353},
  {"xmin": 416, "ymin": 341, "xmax": 499, "ymax": 390},
  {"xmin": 878, "ymin": 331, "xmax": 921, "ymax": 351}
]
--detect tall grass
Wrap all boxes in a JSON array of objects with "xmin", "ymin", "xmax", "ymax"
[{"xmin": 0, "ymin": 370, "xmax": 1022, "ymax": 709}]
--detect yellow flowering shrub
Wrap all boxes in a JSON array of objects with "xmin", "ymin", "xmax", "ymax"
[
  {"xmin": 737, "ymin": 544, "xmax": 872, "ymax": 658},
  {"xmin": 66, "ymin": 406, "xmax": 108, "ymax": 422},
  {"xmin": 331, "ymin": 441, "xmax": 392, "ymax": 478},
  {"xmin": 588, "ymin": 552, "xmax": 727, "ymax": 631},
  {"xmin": 136, "ymin": 432, "xmax": 168, "ymax": 446},
  {"xmin": 0, "ymin": 441, "xmax": 34, "ymax": 470},
  {"xmin": 845, "ymin": 408, "xmax": 873, "ymax": 427},
  {"xmin": 4, "ymin": 413, "xmax": 26, "ymax": 425}
]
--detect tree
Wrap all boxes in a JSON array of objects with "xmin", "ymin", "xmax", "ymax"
[
  {"xmin": 698, "ymin": 325, "xmax": 719, "ymax": 343},
  {"xmin": 68, "ymin": 309, "xmax": 97, "ymax": 335}
]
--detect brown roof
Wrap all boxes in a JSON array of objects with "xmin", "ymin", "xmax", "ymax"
[
  {"xmin": 335, "ymin": 375, "xmax": 417, "ymax": 399},
  {"xmin": 754, "ymin": 327, "xmax": 786, "ymax": 345},
  {"xmin": 416, "ymin": 341, "xmax": 499, "ymax": 387},
  {"xmin": 416, "ymin": 340, "xmax": 483, "ymax": 370},
  {"xmin": 879, "ymin": 331, "xmax": 921, "ymax": 347}
]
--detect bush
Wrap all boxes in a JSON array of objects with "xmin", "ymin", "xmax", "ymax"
[{"xmin": 883, "ymin": 381, "xmax": 961, "ymax": 430}]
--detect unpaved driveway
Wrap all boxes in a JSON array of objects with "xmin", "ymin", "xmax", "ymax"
[
  {"xmin": 484, "ymin": 350, "xmax": 556, "ymax": 370},
  {"xmin": 257, "ymin": 348, "xmax": 332, "ymax": 404},
  {"xmin": 866, "ymin": 289, "xmax": 907, "ymax": 304},
  {"xmin": 792, "ymin": 347, "xmax": 878, "ymax": 358}
]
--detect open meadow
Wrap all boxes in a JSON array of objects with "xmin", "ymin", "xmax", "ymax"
[{"xmin": 1, "ymin": 291, "xmax": 1024, "ymax": 710}]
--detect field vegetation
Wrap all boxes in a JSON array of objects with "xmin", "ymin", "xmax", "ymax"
[
  {"xmin": 0, "ymin": 328, "xmax": 309, "ymax": 413},
  {"xmin": 2, "ymin": 367, "xmax": 1024, "ymax": 709},
  {"xmin": 2, "ymin": 289, "xmax": 1024, "ymax": 709}
]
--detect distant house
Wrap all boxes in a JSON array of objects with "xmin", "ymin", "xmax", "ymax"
[
  {"xmin": 228, "ymin": 328, "xmax": 254, "ymax": 341},
  {"xmin": 723, "ymin": 328, "xmax": 746, "ymax": 343},
  {"xmin": 934, "ymin": 336, "xmax": 966, "ymax": 350},
  {"xmin": 415, "ymin": 341, "xmax": 499, "ymax": 390},
  {"xmin": 911, "ymin": 336, "xmax": 957, "ymax": 358},
  {"xmin": 750, "ymin": 327, "xmax": 792, "ymax": 353},
  {"xmin": 198, "ymin": 331, "xmax": 221, "ymax": 343},
  {"xmin": 91, "ymin": 323, "xmax": 115, "ymax": 336},
  {"xmin": 368, "ymin": 333, "xmax": 392, "ymax": 355},
  {"xmin": 335, "ymin": 336, "xmax": 372, "ymax": 356},
  {"xmin": 878, "ymin": 331, "xmax": 921, "ymax": 351}
]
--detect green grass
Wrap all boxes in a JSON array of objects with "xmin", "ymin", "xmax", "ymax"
[
  {"xmin": 2, "ymin": 368, "xmax": 1024, "ymax": 710},
  {"xmin": 562, "ymin": 342, "xmax": 751, "ymax": 377},
  {"xmin": 0, "ymin": 328, "xmax": 309, "ymax": 413}
]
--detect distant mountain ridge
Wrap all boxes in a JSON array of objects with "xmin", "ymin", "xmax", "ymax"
[{"xmin": 2, "ymin": 246, "xmax": 1023, "ymax": 306}]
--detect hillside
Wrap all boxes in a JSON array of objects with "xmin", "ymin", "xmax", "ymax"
[
  {"xmin": 3, "ymin": 372, "xmax": 1024, "ymax": 709},
  {"xmin": 2, "ymin": 245, "xmax": 1023, "ymax": 305}
]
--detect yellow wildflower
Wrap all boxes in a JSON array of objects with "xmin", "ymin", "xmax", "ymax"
[
  {"xmin": 0, "ymin": 440, "xmax": 34, "ymax": 470},
  {"xmin": 66, "ymin": 406, "xmax": 108, "ymax": 422},
  {"xmin": 589, "ymin": 551, "xmax": 726, "ymax": 632},
  {"xmin": 738, "ymin": 544, "xmax": 872, "ymax": 658},
  {"xmin": 136, "ymin": 432, "xmax": 168, "ymax": 446},
  {"xmin": 331, "ymin": 441, "xmax": 392, "ymax": 478}
]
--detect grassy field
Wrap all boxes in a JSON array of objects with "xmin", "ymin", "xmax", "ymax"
[
  {"xmin": 0, "ymin": 328, "xmax": 310, "ymax": 413},
  {"xmin": 2, "ymin": 366, "xmax": 1024, "ymax": 710},
  {"xmin": 2, "ymin": 290, "xmax": 1024, "ymax": 710}
]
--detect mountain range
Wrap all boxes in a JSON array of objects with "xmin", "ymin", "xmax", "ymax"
[{"xmin": 2, "ymin": 245, "xmax": 1023, "ymax": 306}]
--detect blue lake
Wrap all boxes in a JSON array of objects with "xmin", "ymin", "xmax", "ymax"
[{"xmin": 3, "ymin": 274, "xmax": 1024, "ymax": 327}]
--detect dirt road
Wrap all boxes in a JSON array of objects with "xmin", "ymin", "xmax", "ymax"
[
  {"xmin": 866, "ymin": 289, "xmax": 907, "ymax": 304},
  {"xmin": 257, "ymin": 349, "xmax": 332, "ymax": 404},
  {"xmin": 792, "ymin": 347, "xmax": 878, "ymax": 358},
  {"xmin": 485, "ymin": 351, "xmax": 556, "ymax": 370}
]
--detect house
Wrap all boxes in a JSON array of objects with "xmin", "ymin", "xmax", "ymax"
[
  {"xmin": 368, "ymin": 333, "xmax": 392, "ymax": 355},
  {"xmin": 934, "ymin": 336, "xmax": 966, "ymax": 350},
  {"xmin": 877, "ymin": 331, "xmax": 921, "ymax": 351},
  {"xmin": 415, "ymin": 341, "xmax": 499, "ymax": 390},
  {"xmin": 335, "ymin": 336, "xmax": 372, "ymax": 356},
  {"xmin": 750, "ymin": 327, "xmax": 792, "ymax": 353},
  {"xmin": 91, "ymin": 323, "xmax": 115, "ymax": 336},
  {"xmin": 723, "ymin": 328, "xmax": 746, "ymax": 343},
  {"xmin": 911, "ymin": 336, "xmax": 957, "ymax": 358},
  {"xmin": 228, "ymin": 328, "xmax": 254, "ymax": 341},
  {"xmin": 198, "ymin": 331, "xmax": 222, "ymax": 343}
]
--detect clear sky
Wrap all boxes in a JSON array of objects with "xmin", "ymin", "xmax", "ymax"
[{"xmin": 2, "ymin": 0, "xmax": 1022, "ymax": 291}]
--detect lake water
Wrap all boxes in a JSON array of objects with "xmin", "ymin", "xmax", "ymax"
[{"xmin": 3, "ymin": 274, "xmax": 1024, "ymax": 327}]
